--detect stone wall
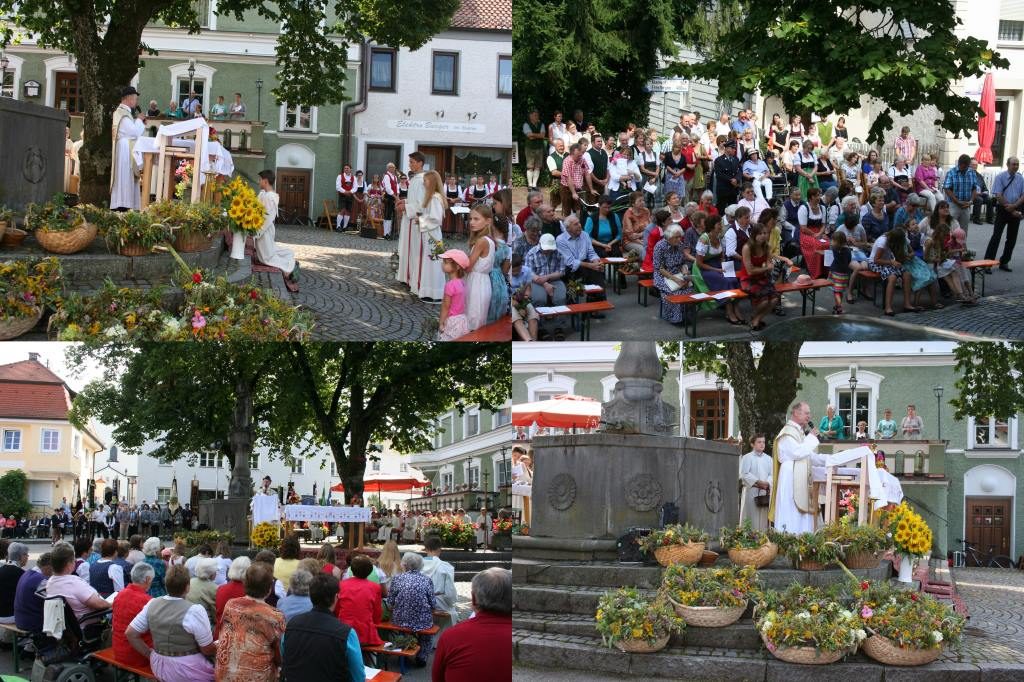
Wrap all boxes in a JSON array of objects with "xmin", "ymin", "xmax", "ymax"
[{"xmin": 0, "ymin": 98, "xmax": 68, "ymax": 210}]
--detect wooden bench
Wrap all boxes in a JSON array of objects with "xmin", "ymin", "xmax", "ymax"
[
  {"xmin": 637, "ymin": 279, "xmax": 656, "ymax": 306},
  {"xmin": 962, "ymin": 259, "xmax": 1000, "ymax": 297},
  {"xmin": 433, "ymin": 609, "xmax": 451, "ymax": 621},
  {"xmin": 456, "ymin": 316, "xmax": 512, "ymax": 341},
  {"xmin": 363, "ymin": 641, "xmax": 420, "ymax": 674},
  {"xmin": 91, "ymin": 646, "xmax": 156, "ymax": 682},
  {"xmin": 852, "ymin": 269, "xmax": 882, "ymax": 307},
  {"xmin": 0, "ymin": 622, "xmax": 30, "ymax": 673},
  {"xmin": 377, "ymin": 621, "xmax": 440, "ymax": 636},
  {"xmin": 615, "ymin": 266, "xmax": 651, "ymax": 295},
  {"xmin": 775, "ymin": 278, "xmax": 831, "ymax": 316},
  {"xmin": 537, "ymin": 300, "xmax": 615, "ymax": 340},
  {"xmin": 664, "ymin": 289, "xmax": 748, "ymax": 338}
]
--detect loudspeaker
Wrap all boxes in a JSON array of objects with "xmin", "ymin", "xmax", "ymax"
[
  {"xmin": 659, "ymin": 502, "xmax": 679, "ymax": 527},
  {"xmin": 617, "ymin": 527, "xmax": 653, "ymax": 563}
]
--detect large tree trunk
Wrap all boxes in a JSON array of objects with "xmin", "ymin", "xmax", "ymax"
[
  {"xmin": 227, "ymin": 377, "xmax": 256, "ymax": 498},
  {"xmin": 726, "ymin": 342, "xmax": 802, "ymax": 448}
]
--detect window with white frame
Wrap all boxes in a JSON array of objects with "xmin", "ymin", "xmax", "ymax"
[
  {"xmin": 440, "ymin": 471, "xmax": 454, "ymax": 491},
  {"xmin": 3, "ymin": 429, "xmax": 21, "ymax": 451},
  {"xmin": 999, "ymin": 20, "xmax": 1024, "ymax": 41},
  {"xmin": 283, "ymin": 104, "xmax": 314, "ymax": 132},
  {"xmin": 290, "ymin": 459, "xmax": 304, "ymax": 474},
  {"xmin": 195, "ymin": 0, "xmax": 212, "ymax": 28},
  {"xmin": 467, "ymin": 463, "xmax": 480, "ymax": 489},
  {"xmin": 972, "ymin": 416, "xmax": 1014, "ymax": 448},
  {"xmin": 1, "ymin": 70, "xmax": 14, "ymax": 98},
  {"xmin": 494, "ymin": 406, "xmax": 511, "ymax": 427},
  {"xmin": 439, "ymin": 414, "xmax": 454, "ymax": 447},
  {"xmin": 497, "ymin": 55, "xmax": 512, "ymax": 98},
  {"xmin": 249, "ymin": 453, "xmax": 260, "ymax": 470},
  {"xmin": 199, "ymin": 452, "xmax": 224, "ymax": 468},
  {"xmin": 40, "ymin": 429, "xmax": 60, "ymax": 453},
  {"xmin": 465, "ymin": 409, "xmax": 480, "ymax": 437},
  {"xmin": 837, "ymin": 390, "xmax": 870, "ymax": 439},
  {"xmin": 73, "ymin": 434, "xmax": 81, "ymax": 458},
  {"xmin": 177, "ymin": 77, "xmax": 206, "ymax": 112},
  {"xmin": 496, "ymin": 457, "xmax": 511, "ymax": 487},
  {"xmin": 156, "ymin": 487, "xmax": 171, "ymax": 504}
]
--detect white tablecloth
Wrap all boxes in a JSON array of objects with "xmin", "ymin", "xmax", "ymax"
[
  {"xmin": 133, "ymin": 137, "xmax": 234, "ymax": 181},
  {"xmin": 283, "ymin": 505, "xmax": 371, "ymax": 523}
]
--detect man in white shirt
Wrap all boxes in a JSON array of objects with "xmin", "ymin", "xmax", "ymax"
[
  {"xmin": 769, "ymin": 402, "xmax": 826, "ymax": 533},
  {"xmin": 739, "ymin": 435, "xmax": 772, "ymax": 531},
  {"xmin": 420, "ymin": 536, "xmax": 459, "ymax": 624}
]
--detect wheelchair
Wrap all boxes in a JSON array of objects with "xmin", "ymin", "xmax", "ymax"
[{"xmin": 29, "ymin": 595, "xmax": 111, "ymax": 682}]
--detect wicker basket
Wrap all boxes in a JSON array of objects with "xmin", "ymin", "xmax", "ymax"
[
  {"xmin": 117, "ymin": 240, "xmax": 152, "ymax": 257},
  {"xmin": 861, "ymin": 634, "xmax": 942, "ymax": 666},
  {"xmin": 35, "ymin": 223, "xmax": 97, "ymax": 254},
  {"xmin": 761, "ymin": 633, "xmax": 847, "ymax": 664},
  {"xmin": 614, "ymin": 635, "xmax": 669, "ymax": 654},
  {"xmin": 698, "ymin": 550, "xmax": 719, "ymax": 567},
  {"xmin": 173, "ymin": 230, "xmax": 213, "ymax": 253},
  {"xmin": 794, "ymin": 558, "xmax": 831, "ymax": 571},
  {"xmin": 0, "ymin": 307, "xmax": 42, "ymax": 341},
  {"xmin": 843, "ymin": 550, "xmax": 881, "ymax": 570},
  {"xmin": 669, "ymin": 598, "xmax": 746, "ymax": 628},
  {"xmin": 654, "ymin": 542, "xmax": 705, "ymax": 567},
  {"xmin": 2, "ymin": 228, "xmax": 27, "ymax": 248},
  {"xmin": 728, "ymin": 542, "xmax": 778, "ymax": 568}
]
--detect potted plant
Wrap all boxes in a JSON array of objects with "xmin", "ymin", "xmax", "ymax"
[
  {"xmin": 148, "ymin": 201, "xmax": 225, "ymax": 252},
  {"xmin": 104, "ymin": 211, "xmax": 172, "ymax": 256},
  {"xmin": 660, "ymin": 564, "xmax": 759, "ymax": 628},
  {"xmin": 0, "ymin": 206, "xmax": 13, "ymax": 232},
  {"xmin": 880, "ymin": 501, "xmax": 933, "ymax": 582},
  {"xmin": 821, "ymin": 518, "xmax": 893, "ymax": 569},
  {"xmin": 0, "ymin": 206, "xmax": 26, "ymax": 248},
  {"xmin": 639, "ymin": 523, "xmax": 709, "ymax": 567},
  {"xmin": 25, "ymin": 194, "xmax": 95, "ymax": 254},
  {"xmin": 851, "ymin": 579, "xmax": 965, "ymax": 666},
  {"xmin": 595, "ymin": 587, "xmax": 684, "ymax": 653},
  {"xmin": 774, "ymin": 531, "xmax": 845, "ymax": 571},
  {"xmin": 720, "ymin": 520, "xmax": 779, "ymax": 568},
  {"xmin": 754, "ymin": 583, "xmax": 865, "ymax": 664},
  {"xmin": 0, "ymin": 258, "xmax": 62, "ymax": 340}
]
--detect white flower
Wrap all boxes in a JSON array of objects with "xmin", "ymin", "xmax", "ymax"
[
  {"xmin": 797, "ymin": 611, "xmax": 811, "ymax": 619},
  {"xmin": 932, "ymin": 630, "xmax": 943, "ymax": 643},
  {"xmin": 856, "ymin": 629, "xmax": 867, "ymax": 642},
  {"xmin": 840, "ymin": 610, "xmax": 852, "ymax": 620},
  {"xmin": 104, "ymin": 324, "xmax": 127, "ymax": 338},
  {"xmin": 162, "ymin": 317, "xmax": 182, "ymax": 334},
  {"xmin": 761, "ymin": 620, "xmax": 773, "ymax": 634}
]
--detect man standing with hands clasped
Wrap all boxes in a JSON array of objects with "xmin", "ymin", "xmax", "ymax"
[
  {"xmin": 396, "ymin": 152, "xmax": 426, "ymax": 294},
  {"xmin": 768, "ymin": 402, "xmax": 826, "ymax": 533},
  {"xmin": 943, "ymin": 154, "xmax": 978, "ymax": 234},
  {"xmin": 110, "ymin": 86, "xmax": 146, "ymax": 211},
  {"xmin": 985, "ymin": 156, "xmax": 1023, "ymax": 273}
]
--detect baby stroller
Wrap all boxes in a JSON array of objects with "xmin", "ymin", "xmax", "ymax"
[{"xmin": 30, "ymin": 595, "xmax": 110, "ymax": 682}]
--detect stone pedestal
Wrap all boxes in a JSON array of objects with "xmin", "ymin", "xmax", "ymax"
[
  {"xmin": 199, "ymin": 498, "xmax": 251, "ymax": 545},
  {"xmin": 514, "ymin": 433, "xmax": 740, "ymax": 560},
  {"xmin": 0, "ymin": 98, "xmax": 68, "ymax": 210}
]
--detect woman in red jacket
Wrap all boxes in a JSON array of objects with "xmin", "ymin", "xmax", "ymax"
[
  {"xmin": 112, "ymin": 562, "xmax": 154, "ymax": 669},
  {"xmin": 335, "ymin": 555, "xmax": 384, "ymax": 646}
]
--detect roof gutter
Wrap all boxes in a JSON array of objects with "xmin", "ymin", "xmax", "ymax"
[{"xmin": 342, "ymin": 39, "xmax": 370, "ymax": 166}]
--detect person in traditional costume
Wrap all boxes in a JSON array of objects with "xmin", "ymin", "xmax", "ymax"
[
  {"xmin": 335, "ymin": 163, "xmax": 356, "ymax": 231},
  {"xmin": 255, "ymin": 170, "xmax": 297, "ymax": 281},
  {"xmin": 411, "ymin": 169, "xmax": 447, "ymax": 301},
  {"xmin": 396, "ymin": 152, "xmax": 427, "ymax": 291},
  {"xmin": 382, "ymin": 163, "xmax": 399, "ymax": 239},
  {"xmin": 738, "ymin": 434, "xmax": 772, "ymax": 531},
  {"xmin": 768, "ymin": 401, "xmax": 826, "ymax": 533},
  {"xmin": 110, "ymin": 86, "xmax": 146, "ymax": 211}
]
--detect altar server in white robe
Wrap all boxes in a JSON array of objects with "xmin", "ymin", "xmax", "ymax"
[
  {"xmin": 413, "ymin": 170, "xmax": 448, "ymax": 301},
  {"xmin": 255, "ymin": 170, "xmax": 297, "ymax": 279},
  {"xmin": 396, "ymin": 152, "xmax": 426, "ymax": 291},
  {"xmin": 769, "ymin": 401, "xmax": 826, "ymax": 533},
  {"xmin": 739, "ymin": 434, "xmax": 773, "ymax": 531},
  {"xmin": 474, "ymin": 508, "xmax": 492, "ymax": 547},
  {"xmin": 110, "ymin": 86, "xmax": 146, "ymax": 210}
]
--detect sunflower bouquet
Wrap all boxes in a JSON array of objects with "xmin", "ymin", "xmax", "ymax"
[
  {"xmin": 221, "ymin": 176, "xmax": 266, "ymax": 234},
  {"xmin": 595, "ymin": 587, "xmax": 684, "ymax": 650},
  {"xmin": 251, "ymin": 521, "xmax": 280, "ymax": 550},
  {"xmin": 881, "ymin": 501, "xmax": 933, "ymax": 557}
]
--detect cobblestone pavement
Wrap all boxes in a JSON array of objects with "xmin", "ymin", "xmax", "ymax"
[
  {"xmin": 951, "ymin": 566, "xmax": 1024, "ymax": 664},
  {"xmin": 511, "ymin": 186, "xmax": 1024, "ymax": 340},
  {"xmin": 272, "ymin": 225, "xmax": 468, "ymax": 341}
]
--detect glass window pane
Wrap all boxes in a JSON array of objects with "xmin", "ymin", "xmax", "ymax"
[
  {"xmin": 371, "ymin": 51, "xmax": 393, "ymax": 89},
  {"xmin": 498, "ymin": 56, "xmax": 512, "ymax": 96},
  {"xmin": 433, "ymin": 54, "xmax": 455, "ymax": 93}
]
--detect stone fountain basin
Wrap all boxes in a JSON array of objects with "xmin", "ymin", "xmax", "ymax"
[{"xmin": 757, "ymin": 314, "xmax": 998, "ymax": 341}]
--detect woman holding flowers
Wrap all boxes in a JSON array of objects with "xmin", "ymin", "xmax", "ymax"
[
  {"xmin": 254, "ymin": 170, "xmax": 297, "ymax": 282},
  {"xmin": 413, "ymin": 170, "xmax": 447, "ymax": 302}
]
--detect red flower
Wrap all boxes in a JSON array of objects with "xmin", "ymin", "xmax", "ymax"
[
  {"xmin": 249, "ymin": 289, "xmax": 260, "ymax": 300},
  {"xmin": 192, "ymin": 272, "xmax": 202, "ymax": 284},
  {"xmin": 860, "ymin": 581, "xmax": 870, "ymax": 591},
  {"xmin": 910, "ymin": 592, "xmax": 919, "ymax": 601}
]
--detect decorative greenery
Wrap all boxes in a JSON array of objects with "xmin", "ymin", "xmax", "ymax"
[
  {"xmin": 820, "ymin": 518, "xmax": 894, "ymax": 556},
  {"xmin": 595, "ymin": 587, "xmax": 684, "ymax": 649},
  {"xmin": 147, "ymin": 200, "xmax": 228, "ymax": 238},
  {"xmin": 660, "ymin": 564, "xmax": 760, "ymax": 608},
  {"xmin": 492, "ymin": 518, "xmax": 514, "ymax": 534},
  {"xmin": 755, "ymin": 583, "xmax": 865, "ymax": 653},
  {"xmin": 422, "ymin": 517, "xmax": 477, "ymax": 547},
  {"xmin": 565, "ymin": 278, "xmax": 584, "ymax": 302},
  {"xmin": 24, "ymin": 194, "xmax": 84, "ymax": 232},
  {"xmin": 0, "ymin": 206, "xmax": 14, "ymax": 226},
  {"xmin": 49, "ymin": 280, "xmax": 176, "ymax": 341},
  {"xmin": 851, "ymin": 579, "xmax": 965, "ymax": 651},
  {"xmin": 103, "ymin": 211, "xmax": 173, "ymax": 252},
  {"xmin": 0, "ymin": 470, "xmax": 32, "ymax": 518},
  {"xmin": 950, "ymin": 343, "xmax": 1024, "ymax": 422},
  {"xmin": 428, "ymin": 237, "xmax": 446, "ymax": 260},
  {"xmin": 512, "ymin": 523, "xmax": 530, "ymax": 536},
  {"xmin": 638, "ymin": 523, "xmax": 709, "ymax": 554},
  {"xmin": 0, "ymin": 258, "xmax": 62, "ymax": 319},
  {"xmin": 773, "ymin": 531, "xmax": 845, "ymax": 566},
  {"xmin": 221, "ymin": 176, "xmax": 267, "ymax": 235},
  {"xmin": 78, "ymin": 204, "xmax": 122, "ymax": 235},
  {"xmin": 174, "ymin": 530, "xmax": 233, "ymax": 550},
  {"xmin": 881, "ymin": 502, "xmax": 933, "ymax": 557},
  {"xmin": 720, "ymin": 520, "xmax": 773, "ymax": 550},
  {"xmin": 251, "ymin": 522, "xmax": 280, "ymax": 550}
]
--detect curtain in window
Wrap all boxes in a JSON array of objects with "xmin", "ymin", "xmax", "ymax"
[
  {"xmin": 433, "ymin": 55, "xmax": 455, "ymax": 92},
  {"xmin": 371, "ymin": 53, "xmax": 392, "ymax": 87}
]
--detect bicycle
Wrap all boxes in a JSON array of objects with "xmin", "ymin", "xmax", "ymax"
[
  {"xmin": 275, "ymin": 206, "xmax": 313, "ymax": 227},
  {"xmin": 954, "ymin": 537, "xmax": 1017, "ymax": 568}
]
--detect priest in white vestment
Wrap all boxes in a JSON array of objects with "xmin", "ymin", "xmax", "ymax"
[
  {"xmin": 475, "ymin": 508, "xmax": 492, "ymax": 547},
  {"xmin": 769, "ymin": 401, "xmax": 826, "ymax": 533},
  {"xmin": 251, "ymin": 475, "xmax": 281, "ymax": 526},
  {"xmin": 254, "ymin": 170, "xmax": 296, "ymax": 277},
  {"xmin": 739, "ymin": 435, "xmax": 773, "ymax": 531},
  {"xmin": 110, "ymin": 87, "xmax": 146, "ymax": 210},
  {"xmin": 396, "ymin": 153, "xmax": 426, "ymax": 291}
]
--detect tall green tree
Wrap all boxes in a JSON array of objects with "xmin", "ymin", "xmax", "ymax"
[
  {"xmin": 0, "ymin": 470, "xmax": 31, "ymax": 518},
  {"xmin": 950, "ymin": 342, "xmax": 1024, "ymax": 421},
  {"xmin": 0, "ymin": 0, "xmax": 460, "ymax": 204}
]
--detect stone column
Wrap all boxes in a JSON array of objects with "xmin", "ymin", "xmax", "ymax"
[{"xmin": 600, "ymin": 342, "xmax": 677, "ymax": 435}]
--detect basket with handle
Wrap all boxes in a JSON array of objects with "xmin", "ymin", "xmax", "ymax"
[
  {"xmin": 614, "ymin": 635, "xmax": 670, "ymax": 654},
  {"xmin": 654, "ymin": 542, "xmax": 705, "ymax": 567},
  {"xmin": 861, "ymin": 634, "xmax": 941, "ymax": 666}
]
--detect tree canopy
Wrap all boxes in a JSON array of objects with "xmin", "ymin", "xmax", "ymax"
[
  {"xmin": 0, "ymin": 0, "xmax": 460, "ymax": 202},
  {"xmin": 514, "ymin": 0, "xmax": 1006, "ymax": 146},
  {"xmin": 950, "ymin": 342, "xmax": 1024, "ymax": 422}
]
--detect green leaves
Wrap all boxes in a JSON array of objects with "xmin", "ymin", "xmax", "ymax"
[
  {"xmin": 950, "ymin": 342, "xmax": 1024, "ymax": 422},
  {"xmin": 0, "ymin": 470, "xmax": 31, "ymax": 518}
]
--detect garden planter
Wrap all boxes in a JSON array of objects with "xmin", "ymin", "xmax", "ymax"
[
  {"xmin": 117, "ymin": 240, "xmax": 152, "ymax": 257},
  {"xmin": 698, "ymin": 550, "xmax": 718, "ymax": 567},
  {"xmin": 761, "ymin": 633, "xmax": 848, "ymax": 664},
  {"xmin": 174, "ymin": 230, "xmax": 213, "ymax": 253},
  {"xmin": 843, "ymin": 549, "xmax": 881, "ymax": 569},
  {"xmin": 669, "ymin": 599, "xmax": 745, "ymax": 628},
  {"xmin": 727, "ymin": 542, "xmax": 778, "ymax": 568},
  {"xmin": 2, "ymin": 228, "xmax": 27, "ymax": 248},
  {"xmin": 654, "ymin": 542, "xmax": 704, "ymax": 567},
  {"xmin": 794, "ymin": 558, "xmax": 831, "ymax": 571},
  {"xmin": 0, "ymin": 307, "xmax": 42, "ymax": 340},
  {"xmin": 861, "ymin": 634, "xmax": 941, "ymax": 666},
  {"xmin": 35, "ymin": 223, "xmax": 97, "ymax": 254},
  {"xmin": 614, "ymin": 635, "xmax": 669, "ymax": 654}
]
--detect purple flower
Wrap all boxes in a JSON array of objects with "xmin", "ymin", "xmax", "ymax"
[
  {"xmin": 861, "ymin": 605, "xmax": 873, "ymax": 619},
  {"xmin": 192, "ymin": 310, "xmax": 207, "ymax": 330}
]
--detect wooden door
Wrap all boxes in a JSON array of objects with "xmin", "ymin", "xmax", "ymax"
[
  {"xmin": 277, "ymin": 170, "xmax": 310, "ymax": 222},
  {"xmin": 965, "ymin": 496, "xmax": 1012, "ymax": 565},
  {"xmin": 418, "ymin": 146, "xmax": 450, "ymax": 176},
  {"xmin": 55, "ymin": 71, "xmax": 82, "ymax": 113},
  {"xmin": 689, "ymin": 390, "xmax": 729, "ymax": 440},
  {"xmin": 992, "ymin": 99, "xmax": 1009, "ymax": 167}
]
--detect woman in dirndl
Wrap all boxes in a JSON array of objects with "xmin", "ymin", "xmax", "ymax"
[
  {"xmin": 795, "ymin": 139, "xmax": 819, "ymax": 198},
  {"xmin": 739, "ymin": 221, "xmax": 778, "ymax": 332}
]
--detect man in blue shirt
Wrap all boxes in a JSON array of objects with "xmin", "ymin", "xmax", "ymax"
[
  {"xmin": 556, "ymin": 214, "xmax": 607, "ymax": 313},
  {"xmin": 985, "ymin": 156, "xmax": 1023, "ymax": 272},
  {"xmin": 943, "ymin": 154, "xmax": 978, "ymax": 233},
  {"xmin": 525, "ymin": 233, "xmax": 567, "ymax": 307}
]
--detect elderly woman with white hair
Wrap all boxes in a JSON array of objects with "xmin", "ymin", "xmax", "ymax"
[
  {"xmin": 187, "ymin": 557, "xmax": 220, "ymax": 625},
  {"xmin": 385, "ymin": 552, "xmax": 437, "ymax": 668},
  {"xmin": 214, "ymin": 555, "xmax": 250, "ymax": 637},
  {"xmin": 277, "ymin": 568, "xmax": 314, "ymax": 622},
  {"xmin": 652, "ymin": 224, "xmax": 692, "ymax": 326},
  {"xmin": 142, "ymin": 536, "xmax": 167, "ymax": 597},
  {"xmin": 0, "ymin": 542, "xmax": 28, "ymax": 625},
  {"xmin": 818, "ymin": 404, "xmax": 846, "ymax": 441}
]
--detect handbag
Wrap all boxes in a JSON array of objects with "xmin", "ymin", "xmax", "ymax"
[{"xmin": 754, "ymin": 488, "xmax": 770, "ymax": 508}]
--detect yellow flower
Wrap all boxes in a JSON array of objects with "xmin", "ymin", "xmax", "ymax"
[
  {"xmin": 610, "ymin": 623, "xmax": 621, "ymax": 636},
  {"xmin": 596, "ymin": 609, "xmax": 604, "ymax": 621},
  {"xmin": 631, "ymin": 627, "xmax": 643, "ymax": 639}
]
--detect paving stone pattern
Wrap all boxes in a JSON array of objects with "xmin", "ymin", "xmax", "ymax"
[{"xmin": 951, "ymin": 566, "xmax": 1024, "ymax": 665}]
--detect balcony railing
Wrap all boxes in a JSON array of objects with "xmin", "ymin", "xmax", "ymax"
[
  {"xmin": 817, "ymin": 439, "xmax": 946, "ymax": 477},
  {"xmin": 69, "ymin": 115, "xmax": 266, "ymax": 154}
]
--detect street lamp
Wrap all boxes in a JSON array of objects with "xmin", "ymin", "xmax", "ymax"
[
  {"xmin": 187, "ymin": 59, "xmax": 196, "ymax": 108},
  {"xmin": 0, "ymin": 52, "xmax": 9, "ymax": 97},
  {"xmin": 255, "ymin": 77, "xmax": 263, "ymax": 122},
  {"xmin": 933, "ymin": 385, "xmax": 944, "ymax": 441},
  {"xmin": 715, "ymin": 378, "xmax": 725, "ymax": 440},
  {"xmin": 848, "ymin": 373, "xmax": 858, "ymax": 440}
]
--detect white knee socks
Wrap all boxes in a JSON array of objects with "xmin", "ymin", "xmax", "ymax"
[{"xmin": 384, "ymin": 220, "xmax": 392, "ymax": 237}]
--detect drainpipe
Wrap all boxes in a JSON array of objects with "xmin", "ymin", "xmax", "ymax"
[{"xmin": 342, "ymin": 39, "xmax": 370, "ymax": 167}]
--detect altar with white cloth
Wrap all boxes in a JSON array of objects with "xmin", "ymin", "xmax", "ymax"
[
  {"xmin": 812, "ymin": 445, "xmax": 904, "ymax": 526},
  {"xmin": 284, "ymin": 505, "xmax": 373, "ymax": 550},
  {"xmin": 132, "ymin": 118, "xmax": 233, "ymax": 208}
]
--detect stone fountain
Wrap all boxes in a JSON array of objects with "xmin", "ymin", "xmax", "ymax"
[{"xmin": 513, "ymin": 342, "xmax": 740, "ymax": 561}]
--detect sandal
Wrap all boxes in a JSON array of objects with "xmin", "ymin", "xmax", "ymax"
[
  {"xmin": 727, "ymin": 317, "xmax": 746, "ymax": 326},
  {"xmin": 832, "ymin": 305, "xmax": 844, "ymax": 315},
  {"xmin": 750, "ymin": 321, "xmax": 767, "ymax": 332}
]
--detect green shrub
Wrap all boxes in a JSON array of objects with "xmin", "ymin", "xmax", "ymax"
[{"xmin": 0, "ymin": 470, "xmax": 31, "ymax": 518}]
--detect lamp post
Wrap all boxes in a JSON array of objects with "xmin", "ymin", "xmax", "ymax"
[
  {"xmin": 848, "ymin": 373, "xmax": 858, "ymax": 440},
  {"xmin": 934, "ymin": 385, "xmax": 944, "ymax": 441},
  {"xmin": 255, "ymin": 77, "xmax": 263, "ymax": 122},
  {"xmin": 715, "ymin": 377, "xmax": 725, "ymax": 440},
  {"xmin": 187, "ymin": 60, "xmax": 196, "ymax": 111},
  {"xmin": 500, "ymin": 447, "xmax": 508, "ymax": 509},
  {"xmin": 0, "ymin": 52, "xmax": 9, "ymax": 97}
]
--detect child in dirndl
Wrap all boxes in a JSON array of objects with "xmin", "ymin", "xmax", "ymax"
[{"xmin": 438, "ymin": 249, "xmax": 471, "ymax": 340}]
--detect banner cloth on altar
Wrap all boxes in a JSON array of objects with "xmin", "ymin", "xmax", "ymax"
[
  {"xmin": 133, "ymin": 137, "xmax": 234, "ymax": 179},
  {"xmin": 284, "ymin": 505, "xmax": 372, "ymax": 523},
  {"xmin": 811, "ymin": 443, "xmax": 904, "ymax": 508}
]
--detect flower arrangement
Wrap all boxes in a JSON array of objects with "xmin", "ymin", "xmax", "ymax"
[
  {"xmin": 422, "ymin": 517, "xmax": 477, "ymax": 547},
  {"xmin": 24, "ymin": 194, "xmax": 84, "ymax": 232},
  {"xmin": 0, "ymin": 258, "xmax": 62, "ymax": 320},
  {"xmin": 174, "ymin": 159, "xmax": 194, "ymax": 200},
  {"xmin": 773, "ymin": 531, "xmax": 845, "ymax": 568},
  {"xmin": 820, "ymin": 518, "xmax": 893, "ymax": 556},
  {"xmin": 754, "ymin": 583, "xmax": 865, "ymax": 654},
  {"xmin": 492, "ymin": 518, "xmax": 514, "ymax": 534},
  {"xmin": 511, "ymin": 283, "xmax": 532, "ymax": 319},
  {"xmin": 49, "ymin": 279, "xmax": 177, "ymax": 341},
  {"xmin": 839, "ymin": 489, "xmax": 859, "ymax": 518},
  {"xmin": 511, "ymin": 523, "xmax": 529, "ymax": 536},
  {"xmin": 77, "ymin": 204, "xmax": 122, "ymax": 235},
  {"xmin": 251, "ymin": 521, "xmax": 280, "ymax": 550},
  {"xmin": 595, "ymin": 587, "xmax": 684, "ymax": 650},
  {"xmin": 660, "ymin": 564, "xmax": 760, "ymax": 609},
  {"xmin": 720, "ymin": 520, "xmax": 774, "ymax": 550},
  {"xmin": 103, "ymin": 211, "xmax": 173, "ymax": 253},
  {"xmin": 638, "ymin": 523, "xmax": 709, "ymax": 554},
  {"xmin": 0, "ymin": 206, "xmax": 14, "ymax": 227},
  {"xmin": 881, "ymin": 501, "xmax": 933, "ymax": 557},
  {"xmin": 221, "ymin": 176, "xmax": 266, "ymax": 234},
  {"xmin": 565, "ymin": 278, "xmax": 584, "ymax": 302},
  {"xmin": 147, "ymin": 200, "xmax": 228, "ymax": 238},
  {"xmin": 851, "ymin": 579, "xmax": 965, "ymax": 651},
  {"xmin": 428, "ymin": 237, "xmax": 446, "ymax": 260}
]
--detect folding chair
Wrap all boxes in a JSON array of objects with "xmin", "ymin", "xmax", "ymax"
[{"xmin": 320, "ymin": 200, "xmax": 339, "ymax": 231}]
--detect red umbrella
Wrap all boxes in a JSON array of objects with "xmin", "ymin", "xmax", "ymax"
[
  {"xmin": 330, "ymin": 473, "xmax": 429, "ymax": 494},
  {"xmin": 512, "ymin": 394, "xmax": 601, "ymax": 429},
  {"xmin": 975, "ymin": 72, "xmax": 995, "ymax": 164}
]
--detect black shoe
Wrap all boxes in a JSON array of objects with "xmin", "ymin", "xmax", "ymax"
[
  {"xmin": 414, "ymin": 660, "xmax": 428, "ymax": 668},
  {"xmin": 590, "ymin": 312, "xmax": 606, "ymax": 319},
  {"xmin": 999, "ymin": 265, "xmax": 1013, "ymax": 272}
]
